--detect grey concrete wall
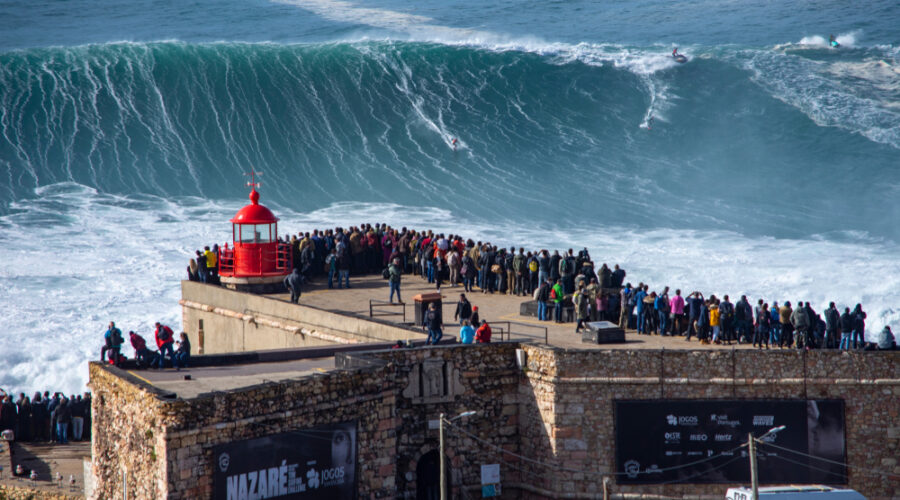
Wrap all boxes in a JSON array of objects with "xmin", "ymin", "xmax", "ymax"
[{"xmin": 180, "ymin": 281, "xmax": 426, "ymax": 354}]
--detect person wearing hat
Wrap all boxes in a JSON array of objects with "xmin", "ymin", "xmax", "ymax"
[{"xmin": 470, "ymin": 306, "xmax": 480, "ymax": 328}]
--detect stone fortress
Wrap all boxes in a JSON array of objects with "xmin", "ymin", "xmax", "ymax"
[{"xmin": 79, "ymin": 278, "xmax": 900, "ymax": 499}]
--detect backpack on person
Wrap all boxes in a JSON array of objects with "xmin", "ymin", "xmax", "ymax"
[
  {"xmin": 550, "ymin": 288, "xmax": 558, "ymax": 300},
  {"xmin": 158, "ymin": 326, "xmax": 173, "ymax": 343},
  {"xmin": 382, "ymin": 267, "xmax": 391, "ymax": 279},
  {"xmin": 528, "ymin": 259, "xmax": 538, "ymax": 272},
  {"xmin": 559, "ymin": 258, "xmax": 568, "ymax": 275},
  {"xmin": 113, "ymin": 329, "xmax": 124, "ymax": 346}
]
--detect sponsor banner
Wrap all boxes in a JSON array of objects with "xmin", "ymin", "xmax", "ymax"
[
  {"xmin": 615, "ymin": 400, "xmax": 846, "ymax": 484},
  {"xmin": 213, "ymin": 421, "xmax": 357, "ymax": 500}
]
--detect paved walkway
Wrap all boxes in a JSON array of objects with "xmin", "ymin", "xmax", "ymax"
[
  {"xmin": 0, "ymin": 440, "xmax": 89, "ymax": 496},
  {"xmin": 128, "ymin": 357, "xmax": 336, "ymax": 399},
  {"xmin": 274, "ymin": 274, "xmax": 760, "ymax": 351}
]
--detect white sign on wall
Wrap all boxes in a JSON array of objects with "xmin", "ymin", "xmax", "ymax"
[{"xmin": 480, "ymin": 464, "xmax": 500, "ymax": 485}]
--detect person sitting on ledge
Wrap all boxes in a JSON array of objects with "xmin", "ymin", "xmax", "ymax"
[
  {"xmin": 174, "ymin": 332, "xmax": 191, "ymax": 370},
  {"xmin": 876, "ymin": 325, "xmax": 896, "ymax": 351}
]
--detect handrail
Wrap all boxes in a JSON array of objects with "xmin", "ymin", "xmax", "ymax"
[
  {"xmin": 485, "ymin": 320, "xmax": 548, "ymax": 344},
  {"xmin": 369, "ymin": 299, "xmax": 407, "ymax": 322}
]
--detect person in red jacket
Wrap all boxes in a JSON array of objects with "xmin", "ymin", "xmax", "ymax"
[
  {"xmin": 475, "ymin": 321, "xmax": 492, "ymax": 343},
  {"xmin": 154, "ymin": 322, "xmax": 175, "ymax": 369},
  {"xmin": 129, "ymin": 331, "xmax": 155, "ymax": 368}
]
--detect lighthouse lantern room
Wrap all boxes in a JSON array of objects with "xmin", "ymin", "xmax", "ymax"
[{"xmin": 217, "ymin": 171, "xmax": 292, "ymax": 293}]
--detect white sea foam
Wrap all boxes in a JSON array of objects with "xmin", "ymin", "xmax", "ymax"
[
  {"xmin": 741, "ymin": 46, "xmax": 900, "ymax": 149},
  {"xmin": 3, "ymin": 188, "xmax": 899, "ymax": 396},
  {"xmin": 272, "ymin": 0, "xmax": 683, "ymax": 128}
]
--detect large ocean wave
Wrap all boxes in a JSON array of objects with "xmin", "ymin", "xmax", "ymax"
[
  {"xmin": 2, "ymin": 38, "xmax": 900, "ymax": 395},
  {"xmin": 2, "ymin": 39, "xmax": 898, "ymax": 238}
]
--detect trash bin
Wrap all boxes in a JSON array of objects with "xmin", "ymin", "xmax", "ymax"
[{"xmin": 413, "ymin": 292, "xmax": 443, "ymax": 326}]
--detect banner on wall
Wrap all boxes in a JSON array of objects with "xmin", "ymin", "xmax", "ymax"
[
  {"xmin": 213, "ymin": 421, "xmax": 357, "ymax": 499},
  {"xmin": 614, "ymin": 400, "xmax": 846, "ymax": 484}
]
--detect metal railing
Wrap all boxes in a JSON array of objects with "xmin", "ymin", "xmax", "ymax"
[
  {"xmin": 487, "ymin": 321, "xmax": 548, "ymax": 344},
  {"xmin": 369, "ymin": 299, "xmax": 407, "ymax": 322}
]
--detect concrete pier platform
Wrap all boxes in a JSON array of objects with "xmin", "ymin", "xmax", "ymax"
[{"xmin": 274, "ymin": 274, "xmax": 762, "ymax": 351}]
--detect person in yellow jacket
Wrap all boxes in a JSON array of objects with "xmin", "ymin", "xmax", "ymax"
[
  {"xmin": 709, "ymin": 299, "xmax": 721, "ymax": 344},
  {"xmin": 203, "ymin": 246, "xmax": 217, "ymax": 281}
]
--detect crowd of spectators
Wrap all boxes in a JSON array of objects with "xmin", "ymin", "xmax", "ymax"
[
  {"xmin": 0, "ymin": 389, "xmax": 91, "ymax": 444},
  {"xmin": 617, "ymin": 285, "xmax": 895, "ymax": 350},
  {"xmin": 189, "ymin": 222, "xmax": 895, "ymax": 351}
]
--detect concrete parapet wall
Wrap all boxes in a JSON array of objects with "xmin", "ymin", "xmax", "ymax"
[{"xmin": 180, "ymin": 281, "xmax": 425, "ymax": 354}]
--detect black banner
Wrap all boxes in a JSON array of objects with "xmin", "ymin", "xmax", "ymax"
[
  {"xmin": 614, "ymin": 400, "xmax": 846, "ymax": 484},
  {"xmin": 213, "ymin": 421, "xmax": 357, "ymax": 500}
]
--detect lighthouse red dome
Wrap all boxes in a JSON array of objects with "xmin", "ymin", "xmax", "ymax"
[
  {"xmin": 230, "ymin": 188, "xmax": 279, "ymax": 224},
  {"xmin": 218, "ymin": 180, "xmax": 292, "ymax": 283}
]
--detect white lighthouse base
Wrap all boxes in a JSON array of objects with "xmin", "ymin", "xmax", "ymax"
[{"xmin": 220, "ymin": 275, "xmax": 287, "ymax": 294}]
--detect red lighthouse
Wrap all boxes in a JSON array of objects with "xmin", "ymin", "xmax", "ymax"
[{"xmin": 217, "ymin": 172, "xmax": 292, "ymax": 293}]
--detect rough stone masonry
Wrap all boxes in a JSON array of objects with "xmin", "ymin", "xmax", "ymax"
[{"xmin": 89, "ymin": 344, "xmax": 899, "ymax": 499}]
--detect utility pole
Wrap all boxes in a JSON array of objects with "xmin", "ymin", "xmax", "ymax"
[
  {"xmin": 747, "ymin": 425, "xmax": 784, "ymax": 499},
  {"xmin": 438, "ymin": 411, "xmax": 475, "ymax": 500},
  {"xmin": 440, "ymin": 413, "xmax": 447, "ymax": 500},
  {"xmin": 748, "ymin": 432, "xmax": 759, "ymax": 500}
]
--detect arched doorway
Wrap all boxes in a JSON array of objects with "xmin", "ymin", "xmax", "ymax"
[{"xmin": 416, "ymin": 449, "xmax": 443, "ymax": 500}]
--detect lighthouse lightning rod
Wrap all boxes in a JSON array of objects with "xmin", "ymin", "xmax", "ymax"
[{"xmin": 244, "ymin": 168, "xmax": 263, "ymax": 189}]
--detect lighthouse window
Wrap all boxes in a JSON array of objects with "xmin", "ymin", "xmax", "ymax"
[{"xmin": 239, "ymin": 223, "xmax": 273, "ymax": 243}]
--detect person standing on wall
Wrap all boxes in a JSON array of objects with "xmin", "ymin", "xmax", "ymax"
[
  {"xmin": 101, "ymin": 321, "xmax": 123, "ymax": 366},
  {"xmin": 154, "ymin": 322, "xmax": 176, "ymax": 369}
]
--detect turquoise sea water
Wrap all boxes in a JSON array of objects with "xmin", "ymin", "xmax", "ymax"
[{"xmin": 0, "ymin": 0, "xmax": 898, "ymax": 393}]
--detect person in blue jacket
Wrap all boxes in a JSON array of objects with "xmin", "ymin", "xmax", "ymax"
[{"xmin": 459, "ymin": 320, "xmax": 475, "ymax": 344}]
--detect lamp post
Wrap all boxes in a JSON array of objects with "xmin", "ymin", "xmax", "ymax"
[
  {"xmin": 440, "ymin": 411, "xmax": 477, "ymax": 500},
  {"xmin": 748, "ymin": 425, "xmax": 786, "ymax": 499}
]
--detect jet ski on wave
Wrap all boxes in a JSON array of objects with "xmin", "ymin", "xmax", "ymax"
[
  {"xmin": 829, "ymin": 34, "xmax": 840, "ymax": 48},
  {"xmin": 672, "ymin": 47, "xmax": 688, "ymax": 63}
]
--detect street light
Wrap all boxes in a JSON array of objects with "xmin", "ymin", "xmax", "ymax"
[
  {"xmin": 440, "ymin": 411, "xmax": 477, "ymax": 500},
  {"xmin": 748, "ymin": 425, "xmax": 786, "ymax": 500}
]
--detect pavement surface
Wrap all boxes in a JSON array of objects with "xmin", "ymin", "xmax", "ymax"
[
  {"xmin": 273, "ymin": 273, "xmax": 763, "ymax": 351},
  {"xmin": 126, "ymin": 274, "xmax": 764, "ymax": 398},
  {"xmin": 127, "ymin": 357, "xmax": 336, "ymax": 399},
  {"xmin": 1, "ymin": 440, "xmax": 89, "ymax": 496}
]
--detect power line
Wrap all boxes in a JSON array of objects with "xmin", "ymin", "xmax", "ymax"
[
  {"xmin": 443, "ymin": 419, "xmax": 745, "ymax": 477},
  {"xmin": 658, "ymin": 455, "xmax": 743, "ymax": 485},
  {"xmin": 763, "ymin": 453, "xmax": 849, "ymax": 482},
  {"xmin": 759, "ymin": 441, "xmax": 900, "ymax": 479}
]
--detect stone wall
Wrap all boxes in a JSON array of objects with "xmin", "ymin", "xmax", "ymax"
[
  {"xmin": 89, "ymin": 343, "xmax": 899, "ymax": 499},
  {"xmin": 180, "ymin": 281, "xmax": 427, "ymax": 354},
  {"xmin": 0, "ymin": 485, "xmax": 83, "ymax": 500},
  {"xmin": 518, "ymin": 345, "xmax": 900, "ymax": 499},
  {"xmin": 89, "ymin": 343, "xmax": 522, "ymax": 499}
]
